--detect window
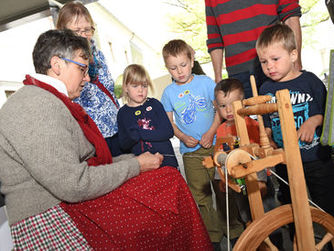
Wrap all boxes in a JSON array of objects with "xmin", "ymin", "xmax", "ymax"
[{"xmin": 130, "ymin": 42, "xmax": 143, "ymax": 65}]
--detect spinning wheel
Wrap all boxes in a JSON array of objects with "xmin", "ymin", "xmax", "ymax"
[
  {"xmin": 233, "ymin": 205, "xmax": 334, "ymax": 251},
  {"xmin": 209, "ymin": 76, "xmax": 334, "ymax": 250}
]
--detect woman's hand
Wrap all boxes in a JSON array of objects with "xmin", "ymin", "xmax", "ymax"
[{"xmin": 136, "ymin": 152, "xmax": 163, "ymax": 172}]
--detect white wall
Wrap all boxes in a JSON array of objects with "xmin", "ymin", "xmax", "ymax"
[
  {"xmin": 0, "ymin": 17, "xmax": 54, "ymax": 83},
  {"xmin": 87, "ymin": 3, "xmax": 164, "ymax": 81},
  {"xmin": 0, "ymin": 207, "xmax": 13, "ymax": 251}
]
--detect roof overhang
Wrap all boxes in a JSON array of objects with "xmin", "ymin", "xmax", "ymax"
[{"xmin": 0, "ymin": 0, "xmax": 97, "ymax": 32}]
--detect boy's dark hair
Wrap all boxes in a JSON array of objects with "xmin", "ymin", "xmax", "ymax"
[
  {"xmin": 33, "ymin": 29, "xmax": 90, "ymax": 74},
  {"xmin": 162, "ymin": 39, "xmax": 192, "ymax": 63},
  {"xmin": 256, "ymin": 23, "xmax": 296, "ymax": 52},
  {"xmin": 214, "ymin": 78, "xmax": 244, "ymax": 98}
]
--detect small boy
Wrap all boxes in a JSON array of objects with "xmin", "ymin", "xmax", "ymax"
[
  {"xmin": 257, "ymin": 23, "xmax": 334, "ymax": 217},
  {"xmin": 160, "ymin": 39, "xmax": 227, "ymax": 249},
  {"xmin": 214, "ymin": 78, "xmax": 282, "ymax": 247},
  {"xmin": 215, "ymin": 78, "xmax": 260, "ymax": 144},
  {"xmin": 214, "ymin": 79, "xmax": 273, "ymax": 218}
]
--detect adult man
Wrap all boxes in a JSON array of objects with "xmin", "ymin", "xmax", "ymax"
[{"xmin": 206, "ymin": 0, "xmax": 302, "ymax": 98}]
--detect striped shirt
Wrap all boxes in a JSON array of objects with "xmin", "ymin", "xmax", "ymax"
[{"xmin": 206, "ymin": 0, "xmax": 301, "ymax": 75}]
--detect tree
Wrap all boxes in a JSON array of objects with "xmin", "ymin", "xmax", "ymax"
[
  {"xmin": 165, "ymin": 0, "xmax": 209, "ymax": 63},
  {"xmin": 300, "ymin": 0, "xmax": 330, "ymax": 47},
  {"xmin": 165, "ymin": 0, "xmax": 330, "ymax": 63},
  {"xmin": 301, "ymin": 0, "xmax": 329, "ymax": 27}
]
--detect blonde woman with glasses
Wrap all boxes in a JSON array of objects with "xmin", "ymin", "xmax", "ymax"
[{"xmin": 57, "ymin": 1, "xmax": 124, "ymax": 157}]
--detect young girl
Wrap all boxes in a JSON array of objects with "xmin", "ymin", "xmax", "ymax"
[{"xmin": 117, "ymin": 64, "xmax": 178, "ymax": 168}]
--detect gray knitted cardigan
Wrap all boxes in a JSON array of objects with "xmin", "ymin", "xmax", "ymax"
[{"xmin": 0, "ymin": 85, "xmax": 140, "ymax": 225}]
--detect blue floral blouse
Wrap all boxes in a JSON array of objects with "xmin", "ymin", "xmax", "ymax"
[{"xmin": 74, "ymin": 39, "xmax": 119, "ymax": 138}]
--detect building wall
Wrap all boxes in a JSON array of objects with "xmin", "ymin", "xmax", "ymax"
[
  {"xmin": 87, "ymin": 3, "xmax": 167, "ymax": 99},
  {"xmin": 0, "ymin": 2, "xmax": 169, "ymax": 107}
]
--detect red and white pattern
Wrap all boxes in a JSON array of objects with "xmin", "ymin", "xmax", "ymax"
[
  {"xmin": 11, "ymin": 205, "xmax": 92, "ymax": 250},
  {"xmin": 61, "ymin": 166, "xmax": 213, "ymax": 250}
]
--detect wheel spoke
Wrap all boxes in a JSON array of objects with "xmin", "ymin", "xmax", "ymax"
[
  {"xmin": 315, "ymin": 232, "xmax": 333, "ymax": 251},
  {"xmin": 263, "ymin": 237, "xmax": 279, "ymax": 251},
  {"xmin": 233, "ymin": 205, "xmax": 334, "ymax": 251}
]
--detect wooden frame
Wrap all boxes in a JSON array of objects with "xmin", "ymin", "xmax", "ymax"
[{"xmin": 211, "ymin": 77, "xmax": 334, "ymax": 250}]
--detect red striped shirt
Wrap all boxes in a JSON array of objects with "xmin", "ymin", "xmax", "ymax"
[{"xmin": 206, "ymin": 0, "xmax": 301, "ymax": 74}]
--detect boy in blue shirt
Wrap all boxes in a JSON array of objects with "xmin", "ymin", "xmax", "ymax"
[{"xmin": 161, "ymin": 39, "xmax": 237, "ymax": 249}]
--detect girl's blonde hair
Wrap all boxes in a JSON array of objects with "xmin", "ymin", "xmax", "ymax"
[{"xmin": 122, "ymin": 64, "xmax": 154, "ymax": 102}]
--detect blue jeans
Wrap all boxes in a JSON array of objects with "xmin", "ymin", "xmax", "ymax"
[
  {"xmin": 276, "ymin": 158, "xmax": 334, "ymax": 217},
  {"xmin": 276, "ymin": 158, "xmax": 334, "ymax": 250}
]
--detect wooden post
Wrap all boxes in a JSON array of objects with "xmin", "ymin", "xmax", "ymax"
[
  {"xmin": 233, "ymin": 100, "xmax": 265, "ymax": 220},
  {"xmin": 276, "ymin": 89, "xmax": 315, "ymax": 250},
  {"xmin": 250, "ymin": 75, "xmax": 271, "ymax": 149}
]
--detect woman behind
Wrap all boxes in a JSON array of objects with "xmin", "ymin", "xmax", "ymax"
[
  {"xmin": 56, "ymin": 1, "xmax": 123, "ymax": 156},
  {"xmin": 117, "ymin": 64, "xmax": 178, "ymax": 169}
]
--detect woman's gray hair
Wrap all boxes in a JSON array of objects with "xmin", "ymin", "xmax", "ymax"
[{"xmin": 33, "ymin": 29, "xmax": 91, "ymax": 74}]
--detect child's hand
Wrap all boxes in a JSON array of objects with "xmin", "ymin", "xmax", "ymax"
[
  {"xmin": 182, "ymin": 135, "xmax": 199, "ymax": 148},
  {"xmin": 202, "ymin": 156, "xmax": 214, "ymax": 168},
  {"xmin": 297, "ymin": 120, "xmax": 316, "ymax": 143},
  {"xmin": 269, "ymin": 137, "xmax": 278, "ymax": 149},
  {"xmin": 265, "ymin": 128, "xmax": 277, "ymax": 149},
  {"xmin": 297, "ymin": 115, "xmax": 323, "ymax": 143},
  {"xmin": 200, "ymin": 131, "xmax": 214, "ymax": 148},
  {"xmin": 219, "ymin": 180, "xmax": 227, "ymax": 193}
]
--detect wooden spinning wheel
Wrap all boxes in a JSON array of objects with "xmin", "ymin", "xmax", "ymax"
[
  {"xmin": 210, "ymin": 76, "xmax": 334, "ymax": 250},
  {"xmin": 233, "ymin": 205, "xmax": 334, "ymax": 250}
]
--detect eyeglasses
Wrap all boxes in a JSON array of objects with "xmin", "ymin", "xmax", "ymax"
[
  {"xmin": 61, "ymin": 57, "xmax": 89, "ymax": 76},
  {"xmin": 72, "ymin": 27, "xmax": 95, "ymax": 36}
]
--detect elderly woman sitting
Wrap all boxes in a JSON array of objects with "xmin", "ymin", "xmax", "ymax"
[{"xmin": 0, "ymin": 29, "xmax": 212, "ymax": 250}]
